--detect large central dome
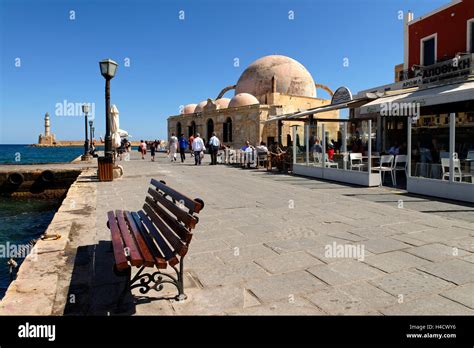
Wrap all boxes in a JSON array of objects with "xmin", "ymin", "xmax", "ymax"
[{"xmin": 235, "ymin": 55, "xmax": 316, "ymax": 98}]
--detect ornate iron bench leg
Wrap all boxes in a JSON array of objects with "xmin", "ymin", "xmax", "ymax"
[{"xmin": 126, "ymin": 260, "xmax": 187, "ymax": 301}]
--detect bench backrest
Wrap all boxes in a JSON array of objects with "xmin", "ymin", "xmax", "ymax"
[{"xmin": 135, "ymin": 179, "xmax": 204, "ymax": 266}]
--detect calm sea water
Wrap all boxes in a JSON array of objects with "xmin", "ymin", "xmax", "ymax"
[
  {"xmin": 0, "ymin": 197, "xmax": 60, "ymax": 299},
  {"xmin": 0, "ymin": 144, "xmax": 104, "ymax": 164}
]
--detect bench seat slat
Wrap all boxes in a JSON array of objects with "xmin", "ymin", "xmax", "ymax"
[
  {"xmin": 130, "ymin": 211, "xmax": 167, "ymax": 269},
  {"xmin": 138, "ymin": 210, "xmax": 179, "ymax": 267},
  {"xmin": 145, "ymin": 195, "xmax": 193, "ymax": 242},
  {"xmin": 147, "ymin": 189, "xmax": 197, "ymax": 229},
  {"xmin": 123, "ymin": 211, "xmax": 155, "ymax": 267},
  {"xmin": 151, "ymin": 179, "xmax": 203, "ymax": 214},
  {"xmin": 107, "ymin": 211, "xmax": 129, "ymax": 271},
  {"xmin": 115, "ymin": 210, "xmax": 144, "ymax": 267},
  {"xmin": 143, "ymin": 203, "xmax": 188, "ymax": 257}
]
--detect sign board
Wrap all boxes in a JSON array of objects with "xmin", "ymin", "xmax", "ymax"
[
  {"xmin": 331, "ymin": 87, "xmax": 353, "ymax": 105},
  {"xmin": 416, "ymin": 55, "xmax": 472, "ymax": 85}
]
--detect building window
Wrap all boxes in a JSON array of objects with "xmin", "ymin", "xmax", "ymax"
[
  {"xmin": 206, "ymin": 119, "xmax": 214, "ymax": 140},
  {"xmin": 421, "ymin": 34, "xmax": 436, "ymax": 66},
  {"xmin": 176, "ymin": 122, "xmax": 182, "ymax": 136},
  {"xmin": 188, "ymin": 121, "xmax": 196, "ymax": 138},
  {"xmin": 223, "ymin": 117, "xmax": 232, "ymax": 143},
  {"xmin": 468, "ymin": 19, "xmax": 474, "ymax": 53}
]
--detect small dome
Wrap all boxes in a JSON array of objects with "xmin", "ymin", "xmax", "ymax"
[
  {"xmin": 228, "ymin": 93, "xmax": 259, "ymax": 108},
  {"xmin": 181, "ymin": 104, "xmax": 197, "ymax": 114},
  {"xmin": 194, "ymin": 100, "xmax": 208, "ymax": 113},
  {"xmin": 215, "ymin": 98, "xmax": 230, "ymax": 109}
]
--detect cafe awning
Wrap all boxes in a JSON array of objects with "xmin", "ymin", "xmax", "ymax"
[
  {"xmin": 359, "ymin": 80, "xmax": 474, "ymax": 115},
  {"xmin": 264, "ymin": 97, "xmax": 373, "ymax": 124}
]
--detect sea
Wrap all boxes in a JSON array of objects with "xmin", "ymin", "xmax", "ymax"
[
  {"xmin": 0, "ymin": 145, "xmax": 94, "ymax": 299},
  {"xmin": 0, "ymin": 144, "xmax": 104, "ymax": 164}
]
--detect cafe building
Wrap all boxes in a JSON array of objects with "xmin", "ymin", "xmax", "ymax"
[
  {"xmin": 269, "ymin": 0, "xmax": 474, "ymax": 202},
  {"xmin": 356, "ymin": 0, "xmax": 474, "ymax": 202}
]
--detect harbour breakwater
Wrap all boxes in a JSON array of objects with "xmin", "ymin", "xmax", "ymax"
[{"xmin": 0, "ymin": 169, "xmax": 81, "ymax": 199}]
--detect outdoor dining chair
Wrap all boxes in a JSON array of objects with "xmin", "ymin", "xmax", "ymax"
[
  {"xmin": 372, "ymin": 155, "xmax": 394, "ymax": 186},
  {"xmin": 349, "ymin": 153, "xmax": 367, "ymax": 171},
  {"xmin": 392, "ymin": 155, "xmax": 408, "ymax": 186},
  {"xmin": 441, "ymin": 158, "xmax": 473, "ymax": 183}
]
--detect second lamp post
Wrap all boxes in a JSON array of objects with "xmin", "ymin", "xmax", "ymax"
[
  {"xmin": 81, "ymin": 104, "xmax": 90, "ymax": 160},
  {"xmin": 99, "ymin": 59, "xmax": 118, "ymax": 160}
]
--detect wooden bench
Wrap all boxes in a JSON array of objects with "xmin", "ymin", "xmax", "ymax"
[{"xmin": 106, "ymin": 179, "xmax": 204, "ymax": 300}]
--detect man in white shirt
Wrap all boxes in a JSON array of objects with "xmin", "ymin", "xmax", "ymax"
[
  {"xmin": 208, "ymin": 132, "xmax": 221, "ymax": 165},
  {"xmin": 192, "ymin": 133, "xmax": 205, "ymax": 165},
  {"xmin": 168, "ymin": 133, "xmax": 178, "ymax": 162}
]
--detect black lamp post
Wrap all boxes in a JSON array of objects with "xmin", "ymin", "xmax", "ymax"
[
  {"xmin": 89, "ymin": 120, "xmax": 94, "ymax": 151},
  {"xmin": 92, "ymin": 126, "xmax": 95, "ymax": 141},
  {"xmin": 99, "ymin": 59, "xmax": 118, "ymax": 160},
  {"xmin": 81, "ymin": 104, "xmax": 90, "ymax": 160}
]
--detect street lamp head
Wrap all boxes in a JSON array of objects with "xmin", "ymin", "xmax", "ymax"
[
  {"xmin": 99, "ymin": 59, "xmax": 118, "ymax": 79},
  {"xmin": 82, "ymin": 104, "xmax": 90, "ymax": 114},
  {"xmin": 89, "ymin": 120, "xmax": 93, "ymax": 127}
]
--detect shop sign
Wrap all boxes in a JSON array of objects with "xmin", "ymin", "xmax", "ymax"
[{"xmin": 331, "ymin": 86, "xmax": 353, "ymax": 105}]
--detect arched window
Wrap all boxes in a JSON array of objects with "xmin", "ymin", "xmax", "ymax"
[
  {"xmin": 286, "ymin": 134, "xmax": 292, "ymax": 147},
  {"xmin": 188, "ymin": 121, "xmax": 196, "ymax": 138},
  {"xmin": 223, "ymin": 117, "xmax": 232, "ymax": 143},
  {"xmin": 176, "ymin": 122, "xmax": 182, "ymax": 136},
  {"xmin": 206, "ymin": 119, "xmax": 214, "ymax": 140}
]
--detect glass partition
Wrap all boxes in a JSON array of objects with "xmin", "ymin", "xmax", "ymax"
[
  {"xmin": 455, "ymin": 112, "xmax": 474, "ymax": 184},
  {"xmin": 410, "ymin": 114, "xmax": 449, "ymax": 180}
]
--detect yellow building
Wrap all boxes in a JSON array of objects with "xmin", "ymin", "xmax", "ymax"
[{"xmin": 167, "ymin": 55, "xmax": 339, "ymax": 148}]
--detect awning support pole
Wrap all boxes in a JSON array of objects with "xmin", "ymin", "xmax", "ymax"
[
  {"xmin": 305, "ymin": 124, "xmax": 309, "ymax": 166},
  {"xmin": 277, "ymin": 120, "xmax": 283, "ymax": 146},
  {"xmin": 368, "ymin": 119, "xmax": 372, "ymax": 174},
  {"xmin": 407, "ymin": 119, "xmax": 412, "ymax": 177},
  {"xmin": 449, "ymin": 113, "xmax": 456, "ymax": 183}
]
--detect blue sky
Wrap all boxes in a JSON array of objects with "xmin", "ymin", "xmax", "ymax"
[{"xmin": 0, "ymin": 0, "xmax": 447, "ymax": 144}]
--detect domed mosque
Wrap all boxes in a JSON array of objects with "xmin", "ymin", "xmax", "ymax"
[{"xmin": 168, "ymin": 55, "xmax": 339, "ymax": 147}]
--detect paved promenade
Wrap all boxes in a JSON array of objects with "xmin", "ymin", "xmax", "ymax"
[
  {"xmin": 1, "ymin": 151, "xmax": 473, "ymax": 315},
  {"xmin": 91, "ymin": 152, "xmax": 474, "ymax": 315}
]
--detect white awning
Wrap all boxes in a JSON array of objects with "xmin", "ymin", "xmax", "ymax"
[
  {"xmin": 264, "ymin": 98, "xmax": 372, "ymax": 123},
  {"xmin": 359, "ymin": 80, "xmax": 474, "ymax": 115}
]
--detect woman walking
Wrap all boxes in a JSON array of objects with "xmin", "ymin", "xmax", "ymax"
[{"xmin": 139, "ymin": 140, "xmax": 147, "ymax": 159}]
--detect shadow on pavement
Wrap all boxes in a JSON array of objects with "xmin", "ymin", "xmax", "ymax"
[{"xmin": 63, "ymin": 241, "xmax": 136, "ymax": 316}]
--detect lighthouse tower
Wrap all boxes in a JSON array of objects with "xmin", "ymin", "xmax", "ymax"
[{"xmin": 38, "ymin": 112, "xmax": 56, "ymax": 145}]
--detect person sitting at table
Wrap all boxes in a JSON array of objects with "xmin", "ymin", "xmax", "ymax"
[
  {"xmin": 256, "ymin": 141, "xmax": 268, "ymax": 154},
  {"xmin": 327, "ymin": 142, "xmax": 335, "ymax": 161},
  {"xmin": 388, "ymin": 141, "xmax": 400, "ymax": 156}
]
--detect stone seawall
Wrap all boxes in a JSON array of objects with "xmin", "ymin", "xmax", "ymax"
[
  {"xmin": 0, "ymin": 167, "xmax": 97, "ymax": 315},
  {"xmin": 0, "ymin": 169, "xmax": 81, "ymax": 199}
]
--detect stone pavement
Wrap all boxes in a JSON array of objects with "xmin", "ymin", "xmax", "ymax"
[
  {"xmin": 88, "ymin": 151, "xmax": 474, "ymax": 315},
  {"xmin": 2, "ymin": 150, "xmax": 472, "ymax": 315}
]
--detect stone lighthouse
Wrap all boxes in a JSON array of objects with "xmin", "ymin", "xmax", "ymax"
[{"xmin": 38, "ymin": 112, "xmax": 56, "ymax": 145}]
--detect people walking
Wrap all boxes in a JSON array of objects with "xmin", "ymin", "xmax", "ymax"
[
  {"xmin": 192, "ymin": 133, "xmax": 205, "ymax": 165},
  {"xmin": 208, "ymin": 132, "xmax": 220, "ymax": 165},
  {"xmin": 179, "ymin": 134, "xmax": 188, "ymax": 163},
  {"xmin": 189, "ymin": 134, "xmax": 194, "ymax": 157},
  {"xmin": 168, "ymin": 133, "xmax": 178, "ymax": 162},
  {"xmin": 139, "ymin": 140, "xmax": 147, "ymax": 159},
  {"xmin": 150, "ymin": 141, "xmax": 156, "ymax": 161}
]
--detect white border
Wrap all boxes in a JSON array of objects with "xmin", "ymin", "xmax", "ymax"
[
  {"xmin": 420, "ymin": 33, "xmax": 437, "ymax": 66},
  {"xmin": 467, "ymin": 18, "xmax": 474, "ymax": 53}
]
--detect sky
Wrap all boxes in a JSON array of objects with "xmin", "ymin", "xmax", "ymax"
[{"xmin": 0, "ymin": 0, "xmax": 448, "ymax": 144}]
